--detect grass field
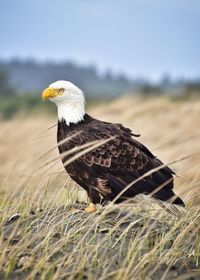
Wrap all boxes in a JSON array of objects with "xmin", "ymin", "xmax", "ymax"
[{"xmin": 0, "ymin": 96, "xmax": 200, "ymax": 279}]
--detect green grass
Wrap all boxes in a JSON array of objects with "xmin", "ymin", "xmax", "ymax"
[{"xmin": 0, "ymin": 94, "xmax": 56, "ymax": 119}]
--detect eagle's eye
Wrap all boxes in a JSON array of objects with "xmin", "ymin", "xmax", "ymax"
[{"xmin": 58, "ymin": 88, "xmax": 65, "ymax": 93}]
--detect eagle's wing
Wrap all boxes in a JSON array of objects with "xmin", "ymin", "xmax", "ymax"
[{"xmin": 71, "ymin": 121, "xmax": 177, "ymax": 203}]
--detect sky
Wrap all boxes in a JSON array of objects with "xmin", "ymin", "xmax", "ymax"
[{"xmin": 0, "ymin": 0, "xmax": 199, "ymax": 80}]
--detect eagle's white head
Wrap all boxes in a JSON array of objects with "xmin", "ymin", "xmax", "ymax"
[{"xmin": 42, "ymin": 80, "xmax": 85, "ymax": 125}]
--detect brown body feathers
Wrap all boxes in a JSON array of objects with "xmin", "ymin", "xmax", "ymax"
[{"xmin": 57, "ymin": 114, "xmax": 184, "ymax": 206}]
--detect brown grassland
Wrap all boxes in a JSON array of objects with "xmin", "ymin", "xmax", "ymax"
[{"xmin": 0, "ymin": 96, "xmax": 200, "ymax": 279}]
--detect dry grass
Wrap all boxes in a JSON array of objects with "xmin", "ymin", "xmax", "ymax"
[{"xmin": 0, "ymin": 96, "xmax": 200, "ymax": 279}]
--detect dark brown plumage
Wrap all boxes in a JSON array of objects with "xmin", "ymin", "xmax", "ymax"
[{"xmin": 57, "ymin": 114, "xmax": 184, "ymax": 207}]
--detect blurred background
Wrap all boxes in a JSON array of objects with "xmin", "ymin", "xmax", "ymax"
[
  {"xmin": 0, "ymin": 0, "xmax": 200, "ymax": 205},
  {"xmin": 0, "ymin": 0, "xmax": 200, "ymax": 117}
]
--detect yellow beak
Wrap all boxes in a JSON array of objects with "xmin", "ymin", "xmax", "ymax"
[{"xmin": 42, "ymin": 87, "xmax": 61, "ymax": 100}]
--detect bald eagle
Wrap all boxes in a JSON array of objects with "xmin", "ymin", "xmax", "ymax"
[{"xmin": 42, "ymin": 81, "xmax": 184, "ymax": 212}]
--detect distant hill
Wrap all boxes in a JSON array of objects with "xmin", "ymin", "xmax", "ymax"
[
  {"xmin": 1, "ymin": 59, "xmax": 199, "ymax": 98},
  {"xmin": 0, "ymin": 59, "xmax": 138, "ymax": 97}
]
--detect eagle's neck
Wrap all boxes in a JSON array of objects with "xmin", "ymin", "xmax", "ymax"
[{"xmin": 57, "ymin": 101, "xmax": 85, "ymax": 126}]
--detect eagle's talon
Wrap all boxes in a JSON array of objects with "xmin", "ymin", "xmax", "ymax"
[{"xmin": 85, "ymin": 203, "xmax": 97, "ymax": 213}]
